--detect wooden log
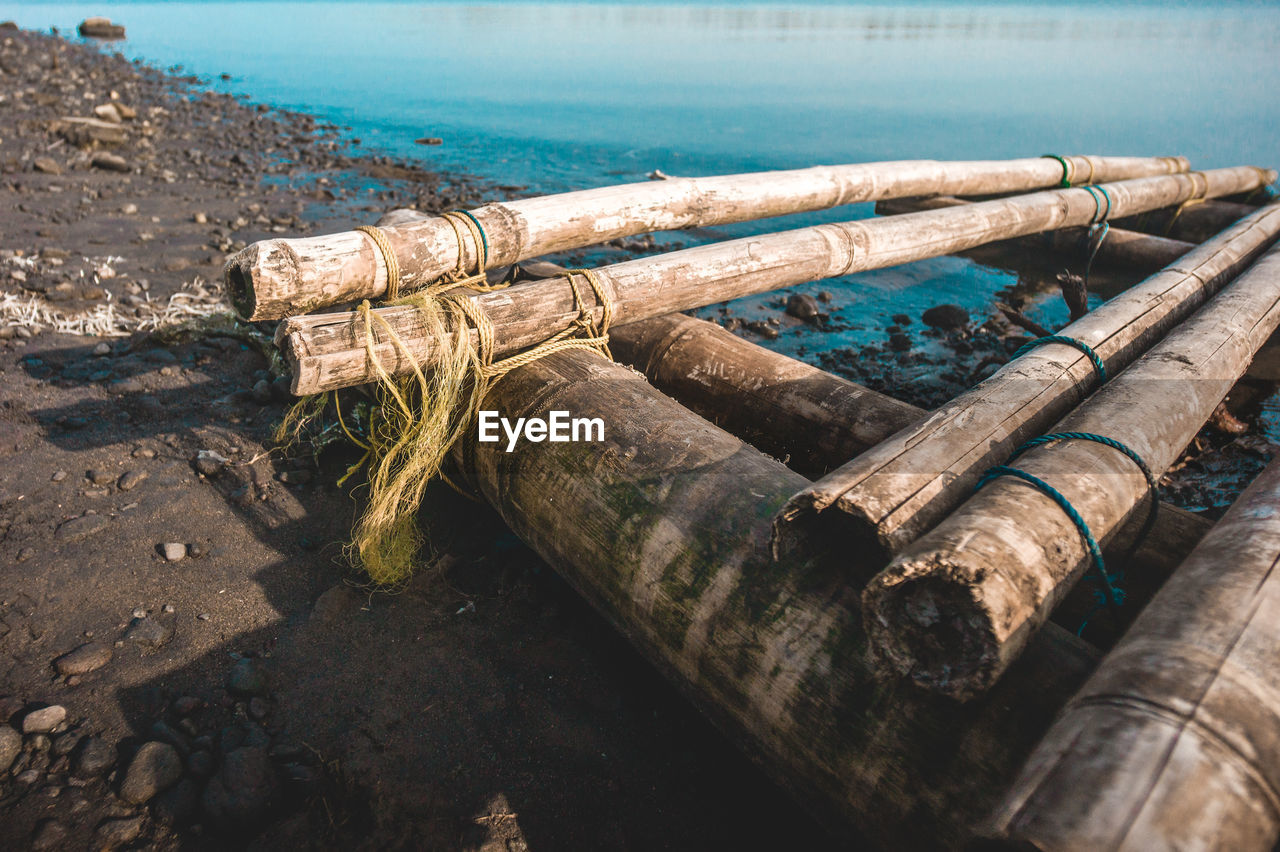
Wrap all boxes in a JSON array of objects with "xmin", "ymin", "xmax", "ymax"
[
  {"xmin": 611, "ymin": 312, "xmax": 1213, "ymax": 629},
  {"xmin": 609, "ymin": 313, "xmax": 921, "ymax": 477},
  {"xmin": 876, "ymin": 196, "xmax": 1193, "ymax": 272},
  {"xmin": 772, "ymin": 201, "xmax": 1280, "ymax": 564},
  {"xmin": 861, "ymin": 240, "xmax": 1280, "ymax": 700},
  {"xmin": 1114, "ymin": 198, "xmax": 1260, "ymax": 243},
  {"xmin": 229, "ymin": 155, "xmax": 1190, "ymax": 320},
  {"xmin": 983, "ymin": 457, "xmax": 1280, "ymax": 851},
  {"xmin": 279, "ymin": 167, "xmax": 1273, "ymax": 396},
  {"xmin": 450, "ymin": 347, "xmax": 1099, "ymax": 847}
]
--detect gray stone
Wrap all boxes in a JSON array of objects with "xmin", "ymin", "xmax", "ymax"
[
  {"xmin": 785, "ymin": 293, "xmax": 821, "ymax": 321},
  {"xmin": 922, "ymin": 303, "xmax": 970, "ymax": 331},
  {"xmin": 0, "ymin": 726, "xmax": 21, "ymax": 773},
  {"xmin": 56, "ymin": 514, "xmax": 108, "ymax": 543},
  {"xmin": 125, "ymin": 616, "xmax": 174, "ymax": 649},
  {"xmin": 201, "ymin": 746, "xmax": 279, "ymax": 828},
  {"xmin": 120, "ymin": 741, "xmax": 183, "ymax": 804},
  {"xmin": 161, "ymin": 542, "xmax": 186, "ymax": 562},
  {"xmin": 250, "ymin": 379, "xmax": 273, "ymax": 404},
  {"xmin": 90, "ymin": 152, "xmax": 131, "ymax": 173},
  {"xmin": 118, "ymin": 469, "xmax": 148, "ymax": 491},
  {"xmin": 193, "ymin": 449, "xmax": 229, "ymax": 476},
  {"xmin": 33, "ymin": 157, "xmax": 63, "ymax": 176},
  {"xmin": 94, "ymin": 816, "xmax": 145, "ymax": 850},
  {"xmin": 888, "ymin": 332, "xmax": 912, "ymax": 352},
  {"xmin": 226, "ymin": 658, "xmax": 268, "ymax": 697},
  {"xmin": 22, "ymin": 705, "xmax": 66, "ymax": 734},
  {"xmin": 73, "ymin": 736, "xmax": 116, "ymax": 776},
  {"xmin": 54, "ymin": 642, "xmax": 112, "ymax": 676}
]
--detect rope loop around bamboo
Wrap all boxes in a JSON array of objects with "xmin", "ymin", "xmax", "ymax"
[
  {"xmin": 1042, "ymin": 154, "xmax": 1073, "ymax": 187},
  {"xmin": 355, "ymin": 225, "xmax": 402, "ymax": 300},
  {"xmin": 357, "ymin": 210, "xmax": 504, "ymax": 304},
  {"xmin": 1013, "ymin": 335, "xmax": 1107, "ymax": 383}
]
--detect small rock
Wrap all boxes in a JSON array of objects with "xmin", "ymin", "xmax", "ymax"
[
  {"xmin": 51, "ymin": 470, "xmax": 67, "ymax": 482},
  {"xmin": 31, "ymin": 818, "xmax": 67, "ymax": 851},
  {"xmin": 52, "ymin": 732, "xmax": 82, "ymax": 757},
  {"xmin": 785, "ymin": 293, "xmax": 821, "ymax": 321},
  {"xmin": 173, "ymin": 696, "xmax": 204, "ymax": 717},
  {"xmin": 33, "ymin": 157, "xmax": 63, "ymax": 176},
  {"xmin": 79, "ymin": 17, "xmax": 126, "ymax": 39},
  {"xmin": 154, "ymin": 777, "xmax": 200, "ymax": 827},
  {"xmin": 120, "ymin": 741, "xmax": 183, "ymax": 804},
  {"xmin": 187, "ymin": 543, "xmax": 205, "ymax": 558},
  {"xmin": 28, "ymin": 733, "xmax": 51, "ymax": 751},
  {"xmin": 892, "ymin": 313, "xmax": 911, "ymax": 326},
  {"xmin": 54, "ymin": 642, "xmax": 112, "ymax": 676},
  {"xmin": 94, "ymin": 816, "xmax": 145, "ymax": 851},
  {"xmin": 250, "ymin": 379, "xmax": 273, "ymax": 404},
  {"xmin": 118, "ymin": 469, "xmax": 147, "ymax": 491},
  {"xmin": 15, "ymin": 768, "xmax": 41, "ymax": 785},
  {"xmin": 22, "ymin": 705, "xmax": 67, "ymax": 734},
  {"xmin": 247, "ymin": 697, "xmax": 271, "ymax": 721},
  {"xmin": 888, "ymin": 332, "xmax": 912, "ymax": 352},
  {"xmin": 125, "ymin": 616, "xmax": 174, "ymax": 649},
  {"xmin": 73, "ymin": 736, "xmax": 115, "ymax": 777},
  {"xmin": 16, "ymin": 547, "xmax": 34, "ymax": 563},
  {"xmin": 193, "ymin": 212, "xmax": 208, "ymax": 224},
  {"xmin": 92, "ymin": 341, "xmax": 112, "ymax": 356},
  {"xmin": 187, "ymin": 750, "xmax": 215, "ymax": 778},
  {"xmin": 56, "ymin": 514, "xmax": 108, "ymax": 542},
  {"xmin": 121, "ymin": 203, "xmax": 138, "ymax": 215},
  {"xmin": 226, "ymin": 659, "xmax": 268, "ymax": 697},
  {"xmin": 88, "ymin": 468, "xmax": 115, "ymax": 486},
  {"xmin": 150, "ymin": 720, "xmax": 191, "ymax": 757},
  {"xmin": 201, "ymin": 746, "xmax": 279, "ymax": 829},
  {"xmin": 90, "ymin": 152, "xmax": 130, "ymax": 173},
  {"xmin": 132, "ymin": 447, "xmax": 156, "ymax": 459},
  {"xmin": 922, "ymin": 304, "xmax": 970, "ymax": 331},
  {"xmin": 193, "ymin": 449, "xmax": 229, "ymax": 476},
  {"xmin": 0, "ymin": 726, "xmax": 21, "ymax": 773},
  {"xmin": 93, "ymin": 103, "xmax": 124, "ymax": 124},
  {"xmin": 414, "ymin": 137, "xmax": 444, "ymax": 145},
  {"xmin": 161, "ymin": 542, "xmax": 186, "ymax": 562}
]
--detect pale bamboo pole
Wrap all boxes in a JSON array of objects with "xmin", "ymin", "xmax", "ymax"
[
  {"xmin": 279, "ymin": 167, "xmax": 1272, "ymax": 396},
  {"xmin": 861, "ymin": 240, "xmax": 1280, "ymax": 700},
  {"xmin": 450, "ymin": 347, "xmax": 1099, "ymax": 847},
  {"xmin": 983, "ymin": 457, "xmax": 1280, "ymax": 851},
  {"xmin": 772, "ymin": 201, "xmax": 1280, "ymax": 563},
  {"xmin": 229, "ymin": 155, "xmax": 1190, "ymax": 320},
  {"xmin": 876, "ymin": 196, "xmax": 1194, "ymax": 271}
]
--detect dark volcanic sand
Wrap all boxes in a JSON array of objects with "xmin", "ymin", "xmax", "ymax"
[{"xmin": 0, "ymin": 26, "xmax": 841, "ymax": 850}]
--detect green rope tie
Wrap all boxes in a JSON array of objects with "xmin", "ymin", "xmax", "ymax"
[
  {"xmin": 1013, "ymin": 335, "xmax": 1107, "ymax": 383},
  {"xmin": 1042, "ymin": 154, "xmax": 1073, "ymax": 187},
  {"xmin": 453, "ymin": 209, "xmax": 490, "ymax": 260}
]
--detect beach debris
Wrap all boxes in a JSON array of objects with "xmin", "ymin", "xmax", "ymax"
[{"xmin": 78, "ymin": 17, "xmax": 126, "ymax": 39}]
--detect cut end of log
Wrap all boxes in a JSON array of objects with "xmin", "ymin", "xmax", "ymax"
[
  {"xmin": 225, "ymin": 241, "xmax": 304, "ymax": 321},
  {"xmin": 861, "ymin": 558, "xmax": 1001, "ymax": 701},
  {"xmin": 224, "ymin": 251, "xmax": 259, "ymax": 320},
  {"xmin": 770, "ymin": 488, "xmax": 893, "ymax": 567}
]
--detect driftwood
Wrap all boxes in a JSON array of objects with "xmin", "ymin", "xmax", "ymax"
[
  {"xmin": 228, "ymin": 155, "xmax": 1190, "ymax": 320},
  {"xmin": 876, "ymin": 196, "xmax": 1193, "ymax": 272},
  {"xmin": 279, "ymin": 167, "xmax": 1272, "ymax": 396},
  {"xmin": 984, "ymin": 457, "xmax": 1280, "ymax": 850},
  {"xmin": 449, "ymin": 347, "xmax": 1098, "ymax": 847},
  {"xmin": 861, "ymin": 240, "xmax": 1280, "ymax": 700},
  {"xmin": 609, "ymin": 313, "xmax": 920, "ymax": 477},
  {"xmin": 1115, "ymin": 198, "xmax": 1261, "ymax": 243},
  {"xmin": 772, "ymin": 201, "xmax": 1280, "ymax": 563}
]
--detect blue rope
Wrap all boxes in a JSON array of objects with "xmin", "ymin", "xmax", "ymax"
[
  {"xmin": 453, "ymin": 209, "xmax": 490, "ymax": 260},
  {"xmin": 1042, "ymin": 154, "xmax": 1072, "ymax": 187},
  {"xmin": 1013, "ymin": 336, "xmax": 1107, "ymax": 383},
  {"xmin": 1081, "ymin": 184, "xmax": 1113, "ymax": 224}
]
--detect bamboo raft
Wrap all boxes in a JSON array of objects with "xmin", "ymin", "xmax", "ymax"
[{"xmin": 228, "ymin": 155, "xmax": 1280, "ymax": 848}]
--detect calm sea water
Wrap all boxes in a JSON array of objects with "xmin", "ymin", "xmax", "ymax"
[{"xmin": 5, "ymin": 1, "xmax": 1280, "ymax": 350}]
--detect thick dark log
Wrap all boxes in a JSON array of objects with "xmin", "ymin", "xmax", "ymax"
[
  {"xmin": 984, "ymin": 457, "xmax": 1280, "ymax": 851},
  {"xmin": 450, "ymin": 348, "xmax": 1097, "ymax": 847},
  {"xmin": 773, "ymin": 202, "xmax": 1280, "ymax": 564},
  {"xmin": 862, "ymin": 240, "xmax": 1280, "ymax": 700},
  {"xmin": 279, "ymin": 168, "xmax": 1274, "ymax": 395},
  {"xmin": 876, "ymin": 195, "xmax": 1193, "ymax": 272}
]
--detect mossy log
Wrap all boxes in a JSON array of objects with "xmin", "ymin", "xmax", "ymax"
[
  {"xmin": 1115, "ymin": 198, "xmax": 1261, "ymax": 243},
  {"xmin": 861, "ymin": 240, "xmax": 1280, "ymax": 700},
  {"xmin": 983, "ymin": 457, "xmax": 1280, "ymax": 851},
  {"xmin": 772, "ymin": 201, "xmax": 1280, "ymax": 563},
  {"xmin": 449, "ymin": 347, "xmax": 1098, "ymax": 846},
  {"xmin": 876, "ymin": 196, "xmax": 1193, "ymax": 272},
  {"xmin": 228, "ymin": 155, "xmax": 1189, "ymax": 320},
  {"xmin": 279, "ymin": 167, "xmax": 1273, "ymax": 396}
]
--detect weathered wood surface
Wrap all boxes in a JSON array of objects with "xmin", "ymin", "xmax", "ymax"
[
  {"xmin": 610, "ymin": 313, "xmax": 921, "ymax": 477},
  {"xmin": 279, "ymin": 167, "xmax": 1273, "ymax": 395},
  {"xmin": 1115, "ymin": 198, "xmax": 1260, "ymax": 243},
  {"xmin": 876, "ymin": 196, "xmax": 1193, "ymax": 272},
  {"xmin": 861, "ymin": 240, "xmax": 1280, "ymax": 700},
  {"xmin": 228, "ymin": 155, "xmax": 1190, "ymax": 320},
  {"xmin": 983, "ymin": 457, "xmax": 1280, "ymax": 851},
  {"xmin": 449, "ymin": 347, "xmax": 1098, "ymax": 847},
  {"xmin": 772, "ymin": 201, "xmax": 1280, "ymax": 563}
]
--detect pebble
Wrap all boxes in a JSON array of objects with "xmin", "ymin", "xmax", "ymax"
[
  {"xmin": 153, "ymin": 777, "xmax": 200, "ymax": 827},
  {"xmin": 247, "ymin": 697, "xmax": 271, "ymax": 721},
  {"xmin": 30, "ymin": 818, "xmax": 67, "ymax": 851},
  {"xmin": 173, "ymin": 696, "xmax": 204, "ymax": 717},
  {"xmin": 785, "ymin": 293, "xmax": 821, "ymax": 321},
  {"xmin": 94, "ymin": 816, "xmax": 145, "ymax": 851},
  {"xmin": 132, "ymin": 447, "xmax": 156, "ymax": 459},
  {"xmin": 120, "ymin": 740, "xmax": 183, "ymax": 804},
  {"xmin": 54, "ymin": 642, "xmax": 112, "ymax": 676},
  {"xmin": 52, "ymin": 732, "xmax": 82, "ymax": 757},
  {"xmin": 251, "ymin": 378, "xmax": 273, "ymax": 404},
  {"xmin": 93, "ymin": 102, "xmax": 123, "ymax": 124},
  {"xmin": 15, "ymin": 768, "xmax": 41, "ymax": 785},
  {"xmin": 226, "ymin": 658, "xmax": 268, "ymax": 697},
  {"xmin": 187, "ymin": 749, "xmax": 215, "ymax": 778},
  {"xmin": 56, "ymin": 514, "xmax": 108, "ymax": 543},
  {"xmin": 33, "ymin": 157, "xmax": 63, "ymax": 176},
  {"xmin": 90, "ymin": 151, "xmax": 131, "ymax": 173},
  {"xmin": 161, "ymin": 542, "xmax": 187, "ymax": 562},
  {"xmin": 0, "ymin": 726, "xmax": 21, "ymax": 773},
  {"xmin": 888, "ymin": 332, "xmax": 912, "ymax": 352},
  {"xmin": 201, "ymin": 746, "xmax": 279, "ymax": 829},
  {"xmin": 51, "ymin": 470, "xmax": 67, "ymax": 482},
  {"xmin": 16, "ymin": 547, "xmax": 34, "ymax": 562},
  {"xmin": 22, "ymin": 705, "xmax": 67, "ymax": 734},
  {"xmin": 193, "ymin": 211, "xmax": 208, "ymax": 224},
  {"xmin": 28, "ymin": 733, "xmax": 51, "ymax": 751},
  {"xmin": 92, "ymin": 341, "xmax": 112, "ymax": 356},
  {"xmin": 121, "ymin": 203, "xmax": 138, "ymax": 215},
  {"xmin": 125, "ymin": 615, "xmax": 174, "ymax": 649},
  {"xmin": 922, "ymin": 303, "xmax": 970, "ymax": 331},
  {"xmin": 118, "ymin": 469, "xmax": 148, "ymax": 491},
  {"xmin": 194, "ymin": 449, "xmax": 229, "ymax": 476},
  {"xmin": 73, "ymin": 736, "xmax": 116, "ymax": 777},
  {"xmin": 88, "ymin": 468, "xmax": 115, "ymax": 486}
]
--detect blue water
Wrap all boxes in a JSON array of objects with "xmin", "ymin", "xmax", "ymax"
[{"xmin": 5, "ymin": 1, "xmax": 1280, "ymax": 351}]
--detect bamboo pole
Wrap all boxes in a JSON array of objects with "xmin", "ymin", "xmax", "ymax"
[
  {"xmin": 876, "ymin": 196, "xmax": 1194, "ymax": 271},
  {"xmin": 609, "ymin": 313, "xmax": 921, "ymax": 477},
  {"xmin": 861, "ymin": 240, "xmax": 1280, "ymax": 700},
  {"xmin": 1115, "ymin": 198, "xmax": 1260, "ymax": 243},
  {"xmin": 228, "ymin": 156, "xmax": 1189, "ymax": 320},
  {"xmin": 983, "ymin": 457, "xmax": 1280, "ymax": 851},
  {"xmin": 279, "ymin": 167, "xmax": 1272, "ymax": 396},
  {"xmin": 772, "ymin": 201, "xmax": 1280, "ymax": 563},
  {"xmin": 449, "ymin": 347, "xmax": 1098, "ymax": 847}
]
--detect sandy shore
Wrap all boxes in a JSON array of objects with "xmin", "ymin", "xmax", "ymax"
[{"xmin": 0, "ymin": 25, "xmax": 839, "ymax": 850}]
